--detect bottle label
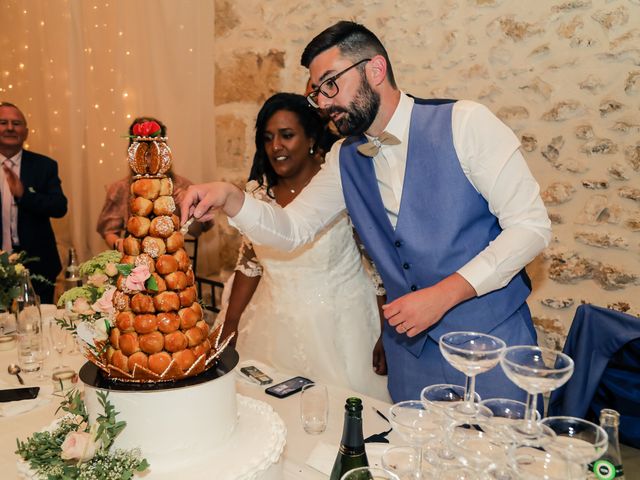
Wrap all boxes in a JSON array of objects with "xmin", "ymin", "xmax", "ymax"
[
  {"xmin": 338, "ymin": 445, "xmax": 366, "ymax": 456},
  {"xmin": 592, "ymin": 459, "xmax": 624, "ymax": 479}
]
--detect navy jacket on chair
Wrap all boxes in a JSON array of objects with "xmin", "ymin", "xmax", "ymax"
[{"xmin": 548, "ymin": 304, "xmax": 640, "ymax": 447}]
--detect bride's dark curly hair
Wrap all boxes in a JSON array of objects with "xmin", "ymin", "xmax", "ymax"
[{"xmin": 249, "ymin": 93, "xmax": 338, "ymax": 197}]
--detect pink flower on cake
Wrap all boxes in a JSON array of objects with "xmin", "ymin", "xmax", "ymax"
[
  {"xmin": 92, "ymin": 287, "xmax": 116, "ymax": 314},
  {"xmin": 132, "ymin": 121, "xmax": 162, "ymax": 137},
  {"xmin": 104, "ymin": 262, "xmax": 118, "ymax": 277},
  {"xmin": 87, "ymin": 272, "xmax": 109, "ymax": 288},
  {"xmin": 60, "ymin": 431, "xmax": 98, "ymax": 461},
  {"xmin": 72, "ymin": 297, "xmax": 93, "ymax": 315},
  {"xmin": 125, "ymin": 265, "xmax": 150, "ymax": 292}
]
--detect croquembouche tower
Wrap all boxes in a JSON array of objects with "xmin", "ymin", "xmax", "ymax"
[{"xmin": 90, "ymin": 120, "xmax": 229, "ymax": 381}]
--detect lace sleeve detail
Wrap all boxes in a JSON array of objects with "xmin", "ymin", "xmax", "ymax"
[{"xmin": 235, "ymin": 235, "xmax": 263, "ymax": 278}]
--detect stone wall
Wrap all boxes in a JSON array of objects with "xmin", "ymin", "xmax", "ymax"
[{"xmin": 211, "ymin": 0, "xmax": 640, "ymax": 346}]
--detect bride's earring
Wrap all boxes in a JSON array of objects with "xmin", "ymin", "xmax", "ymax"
[{"xmin": 309, "ymin": 145, "xmax": 315, "ymax": 156}]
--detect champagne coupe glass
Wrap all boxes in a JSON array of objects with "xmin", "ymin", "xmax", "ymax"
[
  {"xmin": 382, "ymin": 445, "xmax": 436, "ymax": 479},
  {"xmin": 50, "ymin": 320, "xmax": 69, "ymax": 371},
  {"xmin": 388, "ymin": 401, "xmax": 441, "ymax": 479},
  {"xmin": 439, "ymin": 332, "xmax": 506, "ymax": 419},
  {"xmin": 479, "ymin": 398, "xmax": 540, "ymax": 445},
  {"xmin": 512, "ymin": 445, "xmax": 585, "ymax": 480},
  {"xmin": 420, "ymin": 384, "xmax": 490, "ymax": 468},
  {"xmin": 340, "ymin": 467, "xmax": 400, "ymax": 480},
  {"xmin": 500, "ymin": 346, "xmax": 574, "ymax": 446},
  {"xmin": 540, "ymin": 416, "xmax": 608, "ymax": 478}
]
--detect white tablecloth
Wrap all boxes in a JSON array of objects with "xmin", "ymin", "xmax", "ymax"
[{"xmin": 0, "ymin": 308, "xmax": 397, "ymax": 479}]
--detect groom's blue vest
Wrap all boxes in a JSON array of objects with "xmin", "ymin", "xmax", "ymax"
[{"xmin": 339, "ymin": 100, "xmax": 531, "ymax": 358}]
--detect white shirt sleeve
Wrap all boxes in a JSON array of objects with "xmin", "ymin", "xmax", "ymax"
[
  {"xmin": 452, "ymin": 100, "xmax": 551, "ymax": 296},
  {"xmin": 229, "ymin": 142, "xmax": 347, "ymax": 251}
]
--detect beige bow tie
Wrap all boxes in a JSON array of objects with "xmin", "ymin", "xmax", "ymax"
[{"xmin": 356, "ymin": 131, "xmax": 401, "ymax": 157}]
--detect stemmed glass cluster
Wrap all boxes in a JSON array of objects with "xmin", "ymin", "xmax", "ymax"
[{"xmin": 372, "ymin": 333, "xmax": 608, "ymax": 480}]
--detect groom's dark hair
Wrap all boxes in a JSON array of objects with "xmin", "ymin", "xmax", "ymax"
[{"xmin": 300, "ymin": 21, "xmax": 397, "ymax": 89}]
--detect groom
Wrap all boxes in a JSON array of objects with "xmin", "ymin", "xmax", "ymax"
[{"xmin": 181, "ymin": 21, "xmax": 551, "ymax": 402}]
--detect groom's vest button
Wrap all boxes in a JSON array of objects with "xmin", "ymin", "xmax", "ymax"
[
  {"xmin": 394, "ymin": 240, "xmax": 402, "ymax": 247},
  {"xmin": 410, "ymin": 285, "xmax": 417, "ymax": 291},
  {"xmin": 402, "ymin": 262, "xmax": 410, "ymax": 269}
]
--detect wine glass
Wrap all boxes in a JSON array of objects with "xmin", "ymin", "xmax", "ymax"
[
  {"xmin": 388, "ymin": 401, "xmax": 441, "ymax": 479},
  {"xmin": 340, "ymin": 467, "xmax": 400, "ymax": 480},
  {"xmin": 540, "ymin": 416, "xmax": 608, "ymax": 478},
  {"xmin": 50, "ymin": 320, "xmax": 70, "ymax": 371},
  {"xmin": 33, "ymin": 335, "xmax": 50, "ymax": 381},
  {"xmin": 439, "ymin": 332, "xmax": 506, "ymax": 419},
  {"xmin": 500, "ymin": 346, "xmax": 574, "ymax": 446}
]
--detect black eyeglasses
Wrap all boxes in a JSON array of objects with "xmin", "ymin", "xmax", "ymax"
[{"xmin": 306, "ymin": 58, "xmax": 371, "ymax": 108}]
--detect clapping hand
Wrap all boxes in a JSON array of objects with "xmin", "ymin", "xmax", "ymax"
[{"xmin": 2, "ymin": 163, "xmax": 24, "ymax": 198}]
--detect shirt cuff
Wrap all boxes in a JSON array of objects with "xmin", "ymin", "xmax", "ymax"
[
  {"xmin": 228, "ymin": 192, "xmax": 261, "ymax": 232},
  {"xmin": 457, "ymin": 257, "xmax": 495, "ymax": 298}
]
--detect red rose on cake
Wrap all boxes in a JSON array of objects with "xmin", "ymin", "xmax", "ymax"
[{"xmin": 132, "ymin": 121, "xmax": 162, "ymax": 137}]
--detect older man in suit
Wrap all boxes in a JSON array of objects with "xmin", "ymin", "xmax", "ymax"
[{"xmin": 0, "ymin": 102, "xmax": 67, "ymax": 303}]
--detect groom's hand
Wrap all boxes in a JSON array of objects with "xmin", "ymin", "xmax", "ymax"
[
  {"xmin": 382, "ymin": 273, "xmax": 476, "ymax": 337},
  {"xmin": 180, "ymin": 182, "xmax": 245, "ymax": 225}
]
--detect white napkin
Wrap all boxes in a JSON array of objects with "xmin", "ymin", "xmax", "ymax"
[
  {"xmin": 0, "ymin": 396, "xmax": 51, "ymax": 417},
  {"xmin": 305, "ymin": 441, "xmax": 390, "ymax": 475}
]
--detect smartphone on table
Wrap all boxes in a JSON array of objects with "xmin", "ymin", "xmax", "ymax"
[
  {"xmin": 0, "ymin": 386, "xmax": 40, "ymax": 402},
  {"xmin": 265, "ymin": 376, "xmax": 313, "ymax": 398}
]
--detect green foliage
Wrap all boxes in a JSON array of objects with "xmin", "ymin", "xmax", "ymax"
[
  {"xmin": 57, "ymin": 285, "xmax": 105, "ymax": 308},
  {"xmin": 115, "ymin": 264, "xmax": 133, "ymax": 277},
  {"xmin": 16, "ymin": 389, "xmax": 149, "ymax": 480},
  {"xmin": 78, "ymin": 250, "xmax": 123, "ymax": 278},
  {"xmin": 0, "ymin": 250, "xmax": 50, "ymax": 311}
]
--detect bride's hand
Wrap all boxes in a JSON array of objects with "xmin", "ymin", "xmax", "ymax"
[
  {"xmin": 372, "ymin": 335, "xmax": 387, "ymax": 375},
  {"xmin": 180, "ymin": 182, "xmax": 245, "ymax": 225}
]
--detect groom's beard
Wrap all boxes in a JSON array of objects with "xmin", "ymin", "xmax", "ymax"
[{"xmin": 326, "ymin": 79, "xmax": 380, "ymax": 137}]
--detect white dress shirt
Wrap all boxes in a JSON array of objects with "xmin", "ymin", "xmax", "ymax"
[
  {"xmin": 0, "ymin": 151, "xmax": 22, "ymax": 251},
  {"xmin": 231, "ymin": 93, "xmax": 551, "ymax": 297}
]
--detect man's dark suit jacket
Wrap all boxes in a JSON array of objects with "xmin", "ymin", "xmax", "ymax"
[{"xmin": 2, "ymin": 150, "xmax": 68, "ymax": 288}]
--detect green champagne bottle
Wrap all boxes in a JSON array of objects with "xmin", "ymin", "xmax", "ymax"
[
  {"xmin": 329, "ymin": 397, "xmax": 369, "ymax": 480},
  {"xmin": 590, "ymin": 409, "xmax": 625, "ymax": 479}
]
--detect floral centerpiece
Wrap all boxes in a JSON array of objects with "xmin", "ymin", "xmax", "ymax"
[
  {"xmin": 16, "ymin": 389, "xmax": 149, "ymax": 479},
  {"xmin": 0, "ymin": 250, "xmax": 49, "ymax": 312}
]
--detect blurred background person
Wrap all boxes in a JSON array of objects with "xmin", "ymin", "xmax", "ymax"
[{"xmin": 0, "ymin": 102, "xmax": 67, "ymax": 303}]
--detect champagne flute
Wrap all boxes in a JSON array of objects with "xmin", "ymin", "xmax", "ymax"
[
  {"xmin": 500, "ymin": 346, "xmax": 574, "ymax": 446},
  {"xmin": 50, "ymin": 321, "xmax": 69, "ymax": 371},
  {"xmin": 439, "ymin": 332, "xmax": 506, "ymax": 420}
]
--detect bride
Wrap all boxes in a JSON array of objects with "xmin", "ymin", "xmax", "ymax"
[{"xmin": 218, "ymin": 93, "xmax": 389, "ymax": 401}]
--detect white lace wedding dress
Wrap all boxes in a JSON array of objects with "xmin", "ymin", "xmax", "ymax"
[{"xmin": 221, "ymin": 182, "xmax": 390, "ymax": 402}]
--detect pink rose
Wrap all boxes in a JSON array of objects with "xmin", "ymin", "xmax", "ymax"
[
  {"xmin": 105, "ymin": 262, "xmax": 118, "ymax": 277},
  {"xmin": 92, "ymin": 287, "xmax": 116, "ymax": 314},
  {"xmin": 87, "ymin": 272, "xmax": 108, "ymax": 288},
  {"xmin": 60, "ymin": 431, "xmax": 98, "ymax": 461},
  {"xmin": 72, "ymin": 297, "xmax": 93, "ymax": 315},
  {"xmin": 125, "ymin": 265, "xmax": 150, "ymax": 292}
]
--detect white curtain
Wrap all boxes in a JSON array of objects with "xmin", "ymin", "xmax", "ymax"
[{"xmin": 0, "ymin": 0, "xmax": 215, "ymax": 275}]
